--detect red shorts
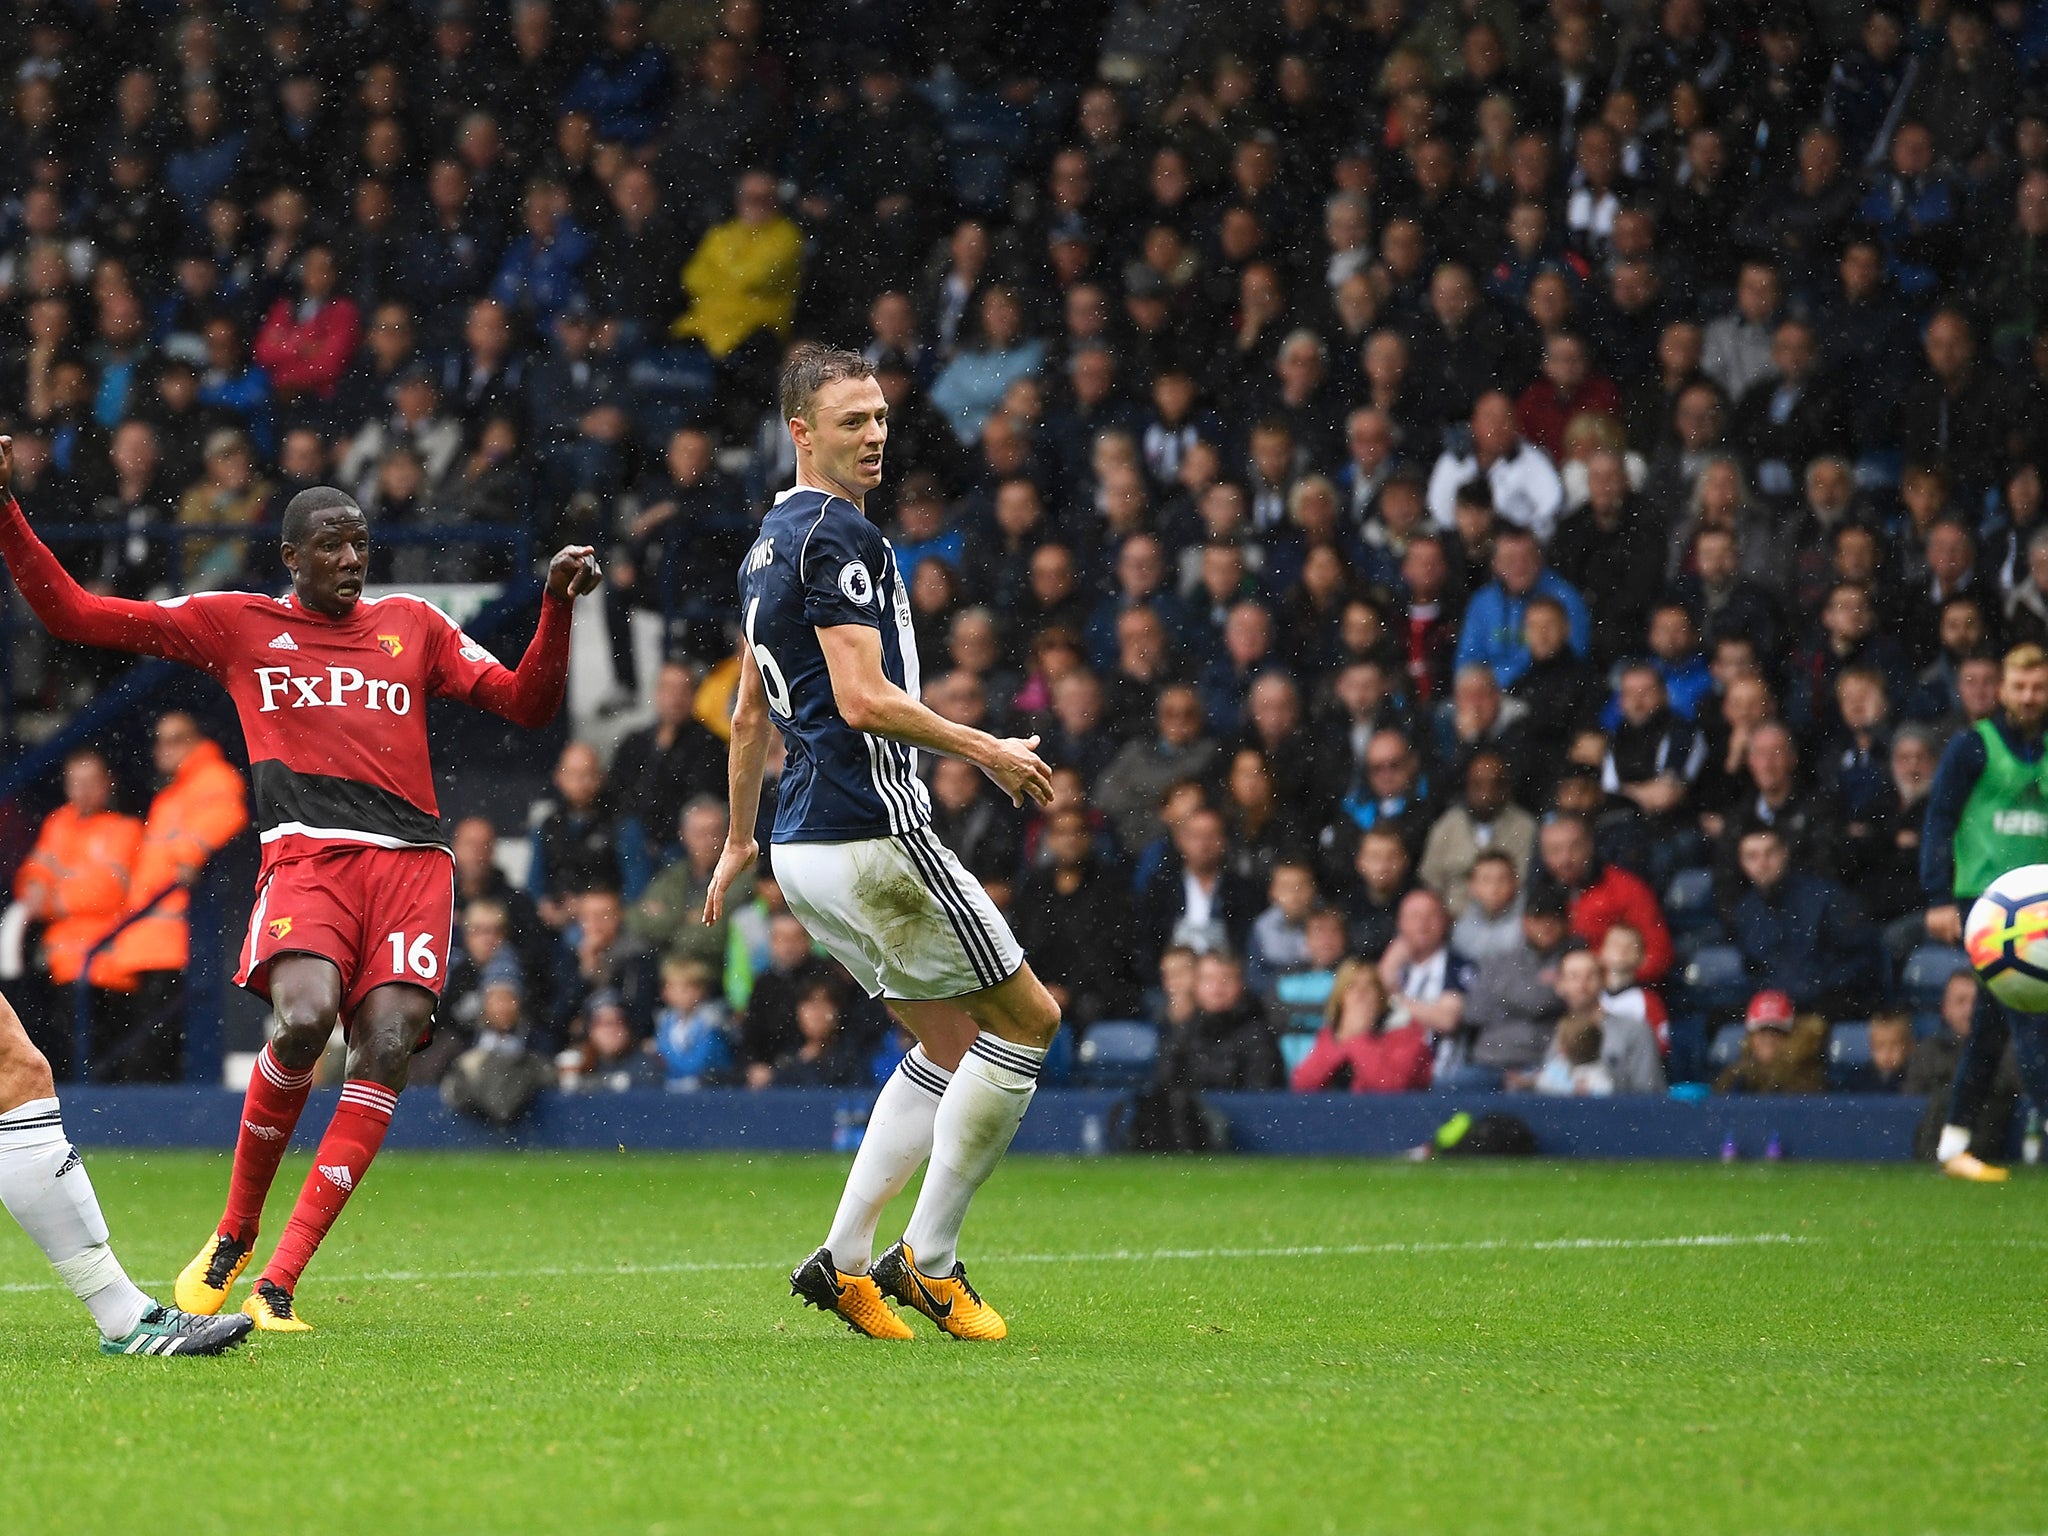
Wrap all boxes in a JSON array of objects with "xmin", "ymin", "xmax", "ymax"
[{"xmin": 236, "ymin": 843, "xmax": 456, "ymax": 1022}]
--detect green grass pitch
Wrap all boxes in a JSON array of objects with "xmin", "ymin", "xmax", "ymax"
[{"xmin": 5, "ymin": 1152, "xmax": 2047, "ymax": 1536}]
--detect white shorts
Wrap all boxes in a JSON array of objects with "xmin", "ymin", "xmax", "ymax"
[{"xmin": 772, "ymin": 827, "xmax": 1025, "ymax": 1002}]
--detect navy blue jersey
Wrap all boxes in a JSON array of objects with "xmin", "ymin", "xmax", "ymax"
[{"xmin": 740, "ymin": 487, "xmax": 930, "ymax": 843}]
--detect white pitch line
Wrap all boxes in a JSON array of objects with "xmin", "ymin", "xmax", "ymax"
[{"xmin": 0, "ymin": 1233, "xmax": 1800, "ymax": 1296}]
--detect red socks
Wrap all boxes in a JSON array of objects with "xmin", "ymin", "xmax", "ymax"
[
  {"xmin": 259, "ymin": 1080, "xmax": 397, "ymax": 1294},
  {"xmin": 219, "ymin": 1044, "xmax": 315, "ymax": 1243}
]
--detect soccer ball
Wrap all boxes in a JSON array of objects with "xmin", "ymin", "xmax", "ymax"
[{"xmin": 1965, "ymin": 864, "xmax": 2048, "ymax": 1011}]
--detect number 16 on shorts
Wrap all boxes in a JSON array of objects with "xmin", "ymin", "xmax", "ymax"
[{"xmin": 386, "ymin": 931, "xmax": 441, "ymax": 982}]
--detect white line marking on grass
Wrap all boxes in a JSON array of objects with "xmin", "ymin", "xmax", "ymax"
[{"xmin": 0, "ymin": 1233, "xmax": 1801, "ymax": 1295}]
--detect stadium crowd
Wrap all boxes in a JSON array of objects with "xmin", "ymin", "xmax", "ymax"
[{"xmin": 4, "ymin": 0, "xmax": 2046, "ymax": 1134}]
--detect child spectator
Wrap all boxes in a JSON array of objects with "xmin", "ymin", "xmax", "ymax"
[
  {"xmin": 1289, "ymin": 959, "xmax": 1433, "ymax": 1093},
  {"xmin": 441, "ymin": 966, "xmax": 556, "ymax": 1125},
  {"xmin": 654, "ymin": 958, "xmax": 734, "ymax": 1090},
  {"xmin": 1451, "ymin": 848, "xmax": 1526, "ymax": 962},
  {"xmin": 1271, "ymin": 910, "xmax": 1350, "ymax": 1034},
  {"xmin": 1532, "ymin": 1014, "xmax": 1612, "ymax": 1097},
  {"xmin": 1150, "ymin": 945, "xmax": 1201, "ymax": 1032},
  {"xmin": 1836, "ymin": 1011, "xmax": 1913, "ymax": 1093},
  {"xmin": 1548, "ymin": 946, "xmax": 1664, "ymax": 1093},
  {"xmin": 565, "ymin": 991, "xmax": 666, "ymax": 1093},
  {"xmin": 1715, "ymin": 989, "xmax": 1826, "ymax": 1094},
  {"xmin": 1246, "ymin": 862, "xmax": 1320, "ymax": 996},
  {"xmin": 763, "ymin": 979, "xmax": 869, "ymax": 1088},
  {"xmin": 1598, "ymin": 923, "xmax": 1668, "ymax": 1055}
]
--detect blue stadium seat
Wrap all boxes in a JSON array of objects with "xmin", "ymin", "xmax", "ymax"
[
  {"xmin": 1709, "ymin": 1022, "xmax": 1747, "ymax": 1069},
  {"xmin": 1678, "ymin": 945, "xmax": 1752, "ymax": 1016},
  {"xmin": 1826, "ymin": 1022, "xmax": 1872, "ymax": 1090},
  {"xmin": 1664, "ymin": 868, "xmax": 1718, "ymax": 934},
  {"xmin": 1672, "ymin": 920, "xmax": 1728, "ymax": 967},
  {"xmin": 1911, "ymin": 1011, "xmax": 1945, "ymax": 1040},
  {"xmin": 1901, "ymin": 945, "xmax": 1973, "ymax": 1012},
  {"xmin": 1278, "ymin": 1031, "xmax": 1318, "ymax": 1077},
  {"xmin": 1077, "ymin": 1021, "xmax": 1159, "ymax": 1088}
]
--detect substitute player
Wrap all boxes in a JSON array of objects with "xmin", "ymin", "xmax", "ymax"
[
  {"xmin": 0, "ymin": 985, "xmax": 252, "ymax": 1354},
  {"xmin": 704, "ymin": 344, "xmax": 1058, "ymax": 1342},
  {"xmin": 0, "ymin": 437, "xmax": 600, "ymax": 1329},
  {"xmin": 1922, "ymin": 642, "xmax": 2048, "ymax": 1181}
]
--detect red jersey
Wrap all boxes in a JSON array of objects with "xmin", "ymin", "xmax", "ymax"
[{"xmin": 0, "ymin": 496, "xmax": 573, "ymax": 875}]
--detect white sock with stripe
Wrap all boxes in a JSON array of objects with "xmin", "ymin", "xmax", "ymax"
[
  {"xmin": 824, "ymin": 1047, "xmax": 952, "ymax": 1274},
  {"xmin": 900, "ymin": 1035, "xmax": 1046, "ymax": 1275},
  {"xmin": 0, "ymin": 1098, "xmax": 153, "ymax": 1339}
]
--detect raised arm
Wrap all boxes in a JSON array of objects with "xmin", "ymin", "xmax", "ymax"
[
  {"xmin": 704, "ymin": 643, "xmax": 772, "ymax": 927},
  {"xmin": 816, "ymin": 622, "xmax": 1052, "ymax": 808},
  {"xmin": 466, "ymin": 545, "xmax": 601, "ymax": 728},
  {"xmin": 0, "ymin": 438, "xmax": 211, "ymax": 664}
]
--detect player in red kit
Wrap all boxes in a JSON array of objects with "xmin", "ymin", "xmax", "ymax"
[{"xmin": 0, "ymin": 439, "xmax": 601, "ymax": 1331}]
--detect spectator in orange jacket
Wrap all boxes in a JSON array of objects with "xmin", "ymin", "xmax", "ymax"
[
  {"xmin": 251, "ymin": 245, "xmax": 362, "ymax": 409},
  {"xmin": 1528, "ymin": 812, "xmax": 1673, "ymax": 981},
  {"xmin": 12, "ymin": 751, "xmax": 143, "ymax": 1075},
  {"xmin": 104, "ymin": 714, "xmax": 249, "ymax": 1080}
]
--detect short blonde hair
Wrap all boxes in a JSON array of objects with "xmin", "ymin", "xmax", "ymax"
[{"xmin": 2005, "ymin": 642, "xmax": 2048, "ymax": 677}]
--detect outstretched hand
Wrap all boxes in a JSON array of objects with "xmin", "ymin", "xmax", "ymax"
[
  {"xmin": 0, "ymin": 434, "xmax": 13, "ymax": 498},
  {"xmin": 702, "ymin": 836, "xmax": 759, "ymax": 926},
  {"xmin": 980, "ymin": 734, "xmax": 1055, "ymax": 808},
  {"xmin": 546, "ymin": 544, "xmax": 603, "ymax": 600}
]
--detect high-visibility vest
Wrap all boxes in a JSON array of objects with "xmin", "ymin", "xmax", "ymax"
[
  {"xmin": 106, "ymin": 741, "xmax": 250, "ymax": 984},
  {"xmin": 14, "ymin": 805, "xmax": 144, "ymax": 987}
]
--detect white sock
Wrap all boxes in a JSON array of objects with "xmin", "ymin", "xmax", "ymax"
[
  {"xmin": 1937, "ymin": 1123, "xmax": 1973, "ymax": 1164},
  {"xmin": 0, "ymin": 1098, "xmax": 153, "ymax": 1339},
  {"xmin": 824, "ymin": 1048, "xmax": 952, "ymax": 1274},
  {"xmin": 901, "ymin": 1035, "xmax": 1045, "ymax": 1275}
]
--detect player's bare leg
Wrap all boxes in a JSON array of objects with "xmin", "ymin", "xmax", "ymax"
[
  {"xmin": 870, "ymin": 966, "xmax": 1062, "ymax": 1341},
  {"xmin": 239, "ymin": 980, "xmax": 428, "ymax": 1331},
  {"xmin": 0, "ymin": 989, "xmax": 251, "ymax": 1354},
  {"xmin": 176, "ymin": 953, "xmax": 337, "ymax": 1315},
  {"xmin": 794, "ymin": 1009, "xmax": 975, "ymax": 1339}
]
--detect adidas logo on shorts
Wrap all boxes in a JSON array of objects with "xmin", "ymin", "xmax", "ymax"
[
  {"xmin": 318, "ymin": 1163, "xmax": 354, "ymax": 1191},
  {"xmin": 268, "ymin": 632, "xmax": 299, "ymax": 650},
  {"xmin": 244, "ymin": 1121, "xmax": 285, "ymax": 1141}
]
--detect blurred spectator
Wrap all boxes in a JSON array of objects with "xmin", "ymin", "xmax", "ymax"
[
  {"xmin": 1546, "ymin": 947, "xmax": 1664, "ymax": 1094},
  {"xmin": 653, "ymin": 958, "xmax": 735, "ymax": 1089},
  {"xmin": 1289, "ymin": 960, "xmax": 1433, "ymax": 1094},
  {"xmin": 1013, "ymin": 808, "xmax": 1143, "ymax": 1029},
  {"xmin": 630, "ymin": 797, "xmax": 745, "ymax": 974},
  {"xmin": 1530, "ymin": 813, "xmax": 1673, "ymax": 982},
  {"xmin": 1714, "ymin": 988, "xmax": 1826, "ymax": 1094},
  {"xmin": 1598, "ymin": 924, "xmax": 1667, "ymax": 1059},
  {"xmin": 11, "ymin": 751, "xmax": 142, "ymax": 1076},
  {"xmin": 176, "ymin": 430, "xmax": 274, "ymax": 588},
  {"xmin": 552, "ymin": 888, "xmax": 660, "ymax": 1047},
  {"xmin": 451, "ymin": 817, "xmax": 556, "ymax": 1017},
  {"xmin": 1452, "ymin": 848, "xmax": 1527, "ymax": 963},
  {"xmin": 101, "ymin": 713, "xmax": 247, "ymax": 1082},
  {"xmin": 1428, "ymin": 392, "xmax": 1565, "ymax": 541},
  {"xmin": 1153, "ymin": 951, "xmax": 1284, "ymax": 1092},
  {"xmin": 1140, "ymin": 805, "xmax": 1258, "ymax": 960},
  {"xmin": 1458, "ymin": 883, "xmax": 1574, "ymax": 1089},
  {"xmin": 442, "ymin": 965, "xmax": 554, "ymax": 1125},
  {"xmin": 1724, "ymin": 826, "xmax": 1877, "ymax": 1019},
  {"xmin": 761, "ymin": 978, "xmax": 868, "ymax": 1088},
  {"xmin": 1378, "ymin": 889, "xmax": 1473, "ymax": 1044},
  {"xmin": 1456, "ymin": 528, "xmax": 1591, "ymax": 687},
  {"xmin": 739, "ymin": 914, "xmax": 839, "ymax": 1071},
  {"xmin": 1420, "ymin": 749, "xmax": 1537, "ymax": 914},
  {"xmin": 251, "ymin": 246, "xmax": 361, "ymax": 415},
  {"xmin": 1837, "ymin": 1010, "xmax": 1915, "ymax": 1093},
  {"xmin": 529, "ymin": 742, "xmax": 647, "ymax": 924},
  {"xmin": 609, "ymin": 662, "xmax": 725, "ymax": 844},
  {"xmin": 1096, "ymin": 685, "xmax": 1218, "ymax": 853},
  {"xmin": 564, "ymin": 990, "xmax": 667, "ymax": 1092}
]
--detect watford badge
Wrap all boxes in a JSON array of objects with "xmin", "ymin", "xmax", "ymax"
[
  {"xmin": 377, "ymin": 634, "xmax": 405, "ymax": 658},
  {"xmin": 267, "ymin": 917, "xmax": 293, "ymax": 940}
]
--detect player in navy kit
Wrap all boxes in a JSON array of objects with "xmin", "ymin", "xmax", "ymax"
[{"xmin": 704, "ymin": 344, "xmax": 1059, "ymax": 1341}]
